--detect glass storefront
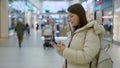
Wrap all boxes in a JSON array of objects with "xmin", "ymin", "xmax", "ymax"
[
  {"xmin": 102, "ymin": 7, "xmax": 113, "ymax": 41},
  {"xmin": 94, "ymin": 0, "xmax": 114, "ymax": 42}
]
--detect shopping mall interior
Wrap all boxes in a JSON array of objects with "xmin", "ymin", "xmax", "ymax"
[{"xmin": 0, "ymin": 0, "xmax": 120, "ymax": 68}]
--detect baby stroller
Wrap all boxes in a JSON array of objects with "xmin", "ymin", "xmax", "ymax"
[{"xmin": 43, "ymin": 25, "xmax": 54, "ymax": 49}]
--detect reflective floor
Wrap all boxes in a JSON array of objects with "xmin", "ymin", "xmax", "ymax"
[{"xmin": 0, "ymin": 29, "xmax": 120, "ymax": 68}]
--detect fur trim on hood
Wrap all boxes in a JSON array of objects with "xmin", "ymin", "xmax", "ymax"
[{"xmin": 74, "ymin": 20, "xmax": 105, "ymax": 38}]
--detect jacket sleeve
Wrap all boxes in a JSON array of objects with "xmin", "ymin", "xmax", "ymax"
[
  {"xmin": 56, "ymin": 49, "xmax": 64, "ymax": 57},
  {"xmin": 63, "ymin": 29, "xmax": 100, "ymax": 65}
]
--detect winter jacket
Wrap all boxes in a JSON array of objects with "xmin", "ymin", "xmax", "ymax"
[
  {"xmin": 57, "ymin": 20, "xmax": 105, "ymax": 68},
  {"xmin": 15, "ymin": 22, "xmax": 26, "ymax": 36}
]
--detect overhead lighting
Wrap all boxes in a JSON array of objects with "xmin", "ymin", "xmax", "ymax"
[
  {"xmin": 97, "ymin": 0, "xmax": 99, "ymax": 1},
  {"xmin": 39, "ymin": 0, "xmax": 73, "ymax": 1}
]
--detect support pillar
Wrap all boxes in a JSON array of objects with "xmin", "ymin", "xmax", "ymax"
[{"xmin": 0, "ymin": 0, "xmax": 9, "ymax": 38}]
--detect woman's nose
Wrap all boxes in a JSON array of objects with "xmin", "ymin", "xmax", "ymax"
[{"xmin": 68, "ymin": 18, "xmax": 71, "ymax": 22}]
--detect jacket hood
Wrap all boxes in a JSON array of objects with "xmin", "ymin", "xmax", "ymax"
[{"xmin": 74, "ymin": 20, "xmax": 105, "ymax": 38}]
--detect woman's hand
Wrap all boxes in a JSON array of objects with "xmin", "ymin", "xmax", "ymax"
[{"xmin": 56, "ymin": 41, "xmax": 65, "ymax": 54}]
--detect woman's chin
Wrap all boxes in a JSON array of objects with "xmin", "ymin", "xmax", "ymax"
[{"xmin": 72, "ymin": 24, "xmax": 77, "ymax": 27}]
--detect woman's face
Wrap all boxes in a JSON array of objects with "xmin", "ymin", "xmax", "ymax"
[{"xmin": 68, "ymin": 12, "xmax": 79, "ymax": 26}]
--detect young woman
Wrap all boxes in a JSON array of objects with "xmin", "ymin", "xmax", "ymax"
[{"xmin": 56, "ymin": 3, "xmax": 105, "ymax": 68}]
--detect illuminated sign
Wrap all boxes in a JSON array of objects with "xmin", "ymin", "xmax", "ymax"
[{"xmin": 95, "ymin": 0, "xmax": 102, "ymax": 6}]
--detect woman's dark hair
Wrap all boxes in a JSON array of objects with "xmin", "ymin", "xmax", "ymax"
[{"xmin": 67, "ymin": 3, "xmax": 88, "ymax": 29}]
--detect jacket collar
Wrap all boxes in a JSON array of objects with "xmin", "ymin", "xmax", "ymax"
[{"xmin": 74, "ymin": 20, "xmax": 105, "ymax": 37}]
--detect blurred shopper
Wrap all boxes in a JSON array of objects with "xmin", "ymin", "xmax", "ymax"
[
  {"xmin": 25, "ymin": 23, "xmax": 30, "ymax": 36},
  {"xmin": 15, "ymin": 18, "xmax": 26, "ymax": 48},
  {"xmin": 11, "ymin": 18, "xmax": 15, "ymax": 30},
  {"xmin": 36, "ymin": 23, "xmax": 39, "ymax": 31},
  {"xmin": 103, "ymin": 19, "xmax": 113, "ymax": 35},
  {"xmin": 56, "ymin": 23, "xmax": 60, "ymax": 37},
  {"xmin": 56, "ymin": 3, "xmax": 105, "ymax": 68},
  {"xmin": 41, "ymin": 23, "xmax": 44, "ymax": 30},
  {"xmin": 51, "ymin": 22, "xmax": 55, "ymax": 42}
]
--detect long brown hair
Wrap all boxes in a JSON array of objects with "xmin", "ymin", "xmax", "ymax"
[{"xmin": 67, "ymin": 3, "xmax": 88, "ymax": 29}]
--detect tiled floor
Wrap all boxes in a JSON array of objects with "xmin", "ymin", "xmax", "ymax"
[
  {"xmin": 0, "ymin": 30, "xmax": 64, "ymax": 68},
  {"xmin": 0, "ymin": 29, "xmax": 120, "ymax": 68}
]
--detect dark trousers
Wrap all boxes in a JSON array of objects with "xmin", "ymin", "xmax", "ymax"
[{"xmin": 17, "ymin": 35, "xmax": 23, "ymax": 47}]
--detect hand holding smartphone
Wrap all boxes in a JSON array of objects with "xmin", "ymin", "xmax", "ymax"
[{"xmin": 50, "ymin": 40, "xmax": 65, "ymax": 47}]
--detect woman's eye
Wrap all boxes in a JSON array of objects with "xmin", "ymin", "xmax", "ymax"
[{"xmin": 70, "ymin": 16, "xmax": 73, "ymax": 18}]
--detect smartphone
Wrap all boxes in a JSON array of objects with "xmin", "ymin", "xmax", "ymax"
[
  {"xmin": 50, "ymin": 40, "xmax": 57, "ymax": 45},
  {"xmin": 52, "ymin": 40, "xmax": 57, "ymax": 45}
]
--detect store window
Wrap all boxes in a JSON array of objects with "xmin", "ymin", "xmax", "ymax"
[{"xmin": 102, "ymin": 8, "xmax": 113, "ymax": 41}]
